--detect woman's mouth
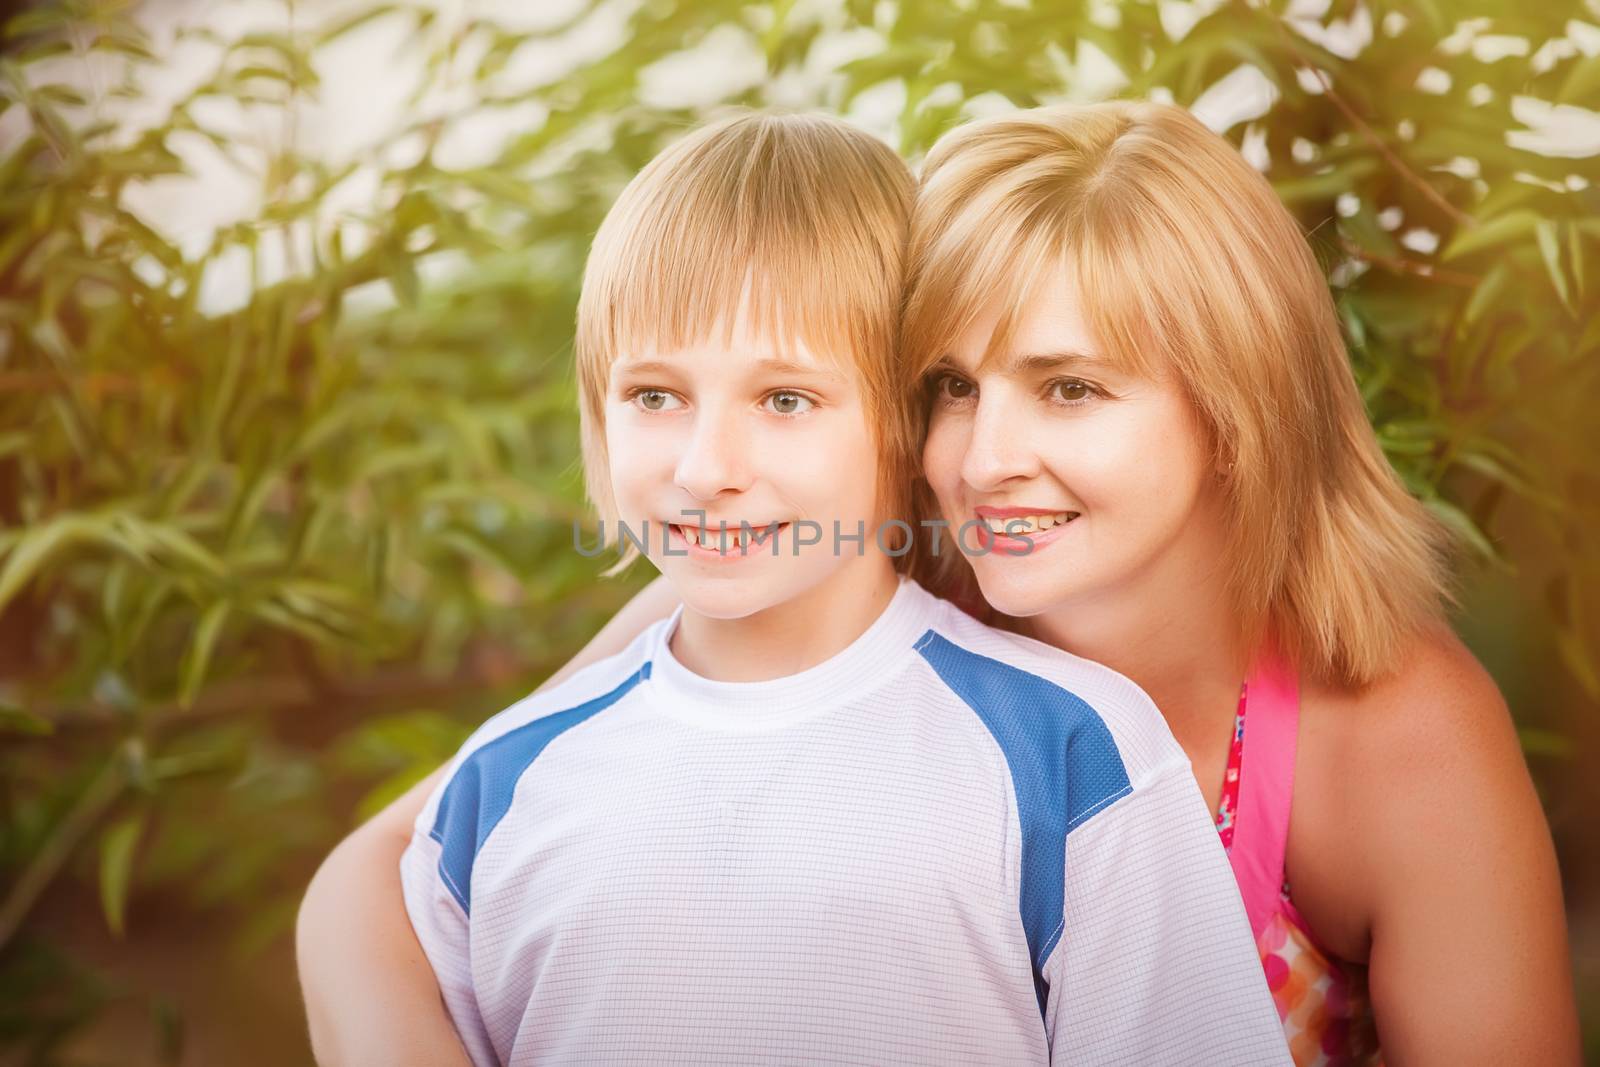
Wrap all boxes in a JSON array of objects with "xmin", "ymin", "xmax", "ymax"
[{"xmin": 970, "ymin": 510, "xmax": 1080, "ymax": 555}]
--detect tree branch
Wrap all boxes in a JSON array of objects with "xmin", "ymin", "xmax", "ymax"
[{"xmin": 1264, "ymin": 7, "xmax": 1475, "ymax": 231}]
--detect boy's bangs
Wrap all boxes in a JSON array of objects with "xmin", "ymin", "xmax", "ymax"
[
  {"xmin": 601, "ymin": 246, "xmax": 863, "ymax": 377},
  {"xmin": 586, "ymin": 120, "xmax": 901, "ymax": 381}
]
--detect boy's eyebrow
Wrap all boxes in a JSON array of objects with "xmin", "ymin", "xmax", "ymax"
[
  {"xmin": 749, "ymin": 357, "xmax": 849, "ymax": 381},
  {"xmin": 610, "ymin": 360, "xmax": 680, "ymax": 377},
  {"xmin": 612, "ymin": 357, "xmax": 849, "ymax": 381}
]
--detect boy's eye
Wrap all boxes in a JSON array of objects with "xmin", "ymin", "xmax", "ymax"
[
  {"xmin": 764, "ymin": 391, "xmax": 813, "ymax": 415},
  {"xmin": 635, "ymin": 389, "xmax": 682, "ymax": 412}
]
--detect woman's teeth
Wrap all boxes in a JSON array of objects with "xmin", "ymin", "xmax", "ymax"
[{"xmin": 981, "ymin": 512, "xmax": 1075, "ymax": 535}]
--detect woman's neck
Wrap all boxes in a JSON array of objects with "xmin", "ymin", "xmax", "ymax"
[{"xmin": 1023, "ymin": 535, "xmax": 1250, "ymax": 738}]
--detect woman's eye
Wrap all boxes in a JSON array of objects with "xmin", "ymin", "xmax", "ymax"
[
  {"xmin": 764, "ymin": 391, "xmax": 813, "ymax": 415},
  {"xmin": 635, "ymin": 389, "xmax": 682, "ymax": 412},
  {"xmin": 1051, "ymin": 379, "xmax": 1094, "ymax": 404},
  {"xmin": 935, "ymin": 374, "xmax": 974, "ymax": 401}
]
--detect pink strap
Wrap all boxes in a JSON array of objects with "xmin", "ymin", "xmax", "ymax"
[{"xmin": 1227, "ymin": 650, "xmax": 1300, "ymax": 939}]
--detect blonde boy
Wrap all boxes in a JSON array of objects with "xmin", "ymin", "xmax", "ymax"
[{"xmin": 395, "ymin": 112, "xmax": 1288, "ymax": 1065}]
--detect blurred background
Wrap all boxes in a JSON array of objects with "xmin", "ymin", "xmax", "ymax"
[{"xmin": 0, "ymin": 0, "xmax": 1595, "ymax": 1063}]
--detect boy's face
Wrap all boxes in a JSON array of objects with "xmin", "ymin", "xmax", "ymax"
[{"xmin": 604, "ymin": 319, "xmax": 889, "ymax": 622}]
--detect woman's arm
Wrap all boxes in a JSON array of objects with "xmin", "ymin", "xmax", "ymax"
[
  {"xmin": 298, "ymin": 766, "xmax": 465, "ymax": 1067},
  {"xmin": 1352, "ymin": 636, "xmax": 1580, "ymax": 1065},
  {"xmin": 296, "ymin": 575, "xmax": 681, "ymax": 1066}
]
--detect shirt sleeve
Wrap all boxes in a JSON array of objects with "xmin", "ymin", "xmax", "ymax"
[
  {"xmin": 398, "ymin": 803, "xmax": 501, "ymax": 1067},
  {"xmin": 1043, "ymin": 763, "xmax": 1292, "ymax": 1066}
]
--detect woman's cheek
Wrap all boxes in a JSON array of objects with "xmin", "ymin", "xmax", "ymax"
[
  {"xmin": 920, "ymin": 416, "xmax": 964, "ymax": 497},
  {"xmin": 1079, "ymin": 408, "xmax": 1207, "ymax": 519}
]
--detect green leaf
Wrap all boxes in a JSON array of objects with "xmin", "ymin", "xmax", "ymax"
[
  {"xmin": 387, "ymin": 250, "xmax": 419, "ymax": 306},
  {"xmin": 1453, "ymin": 448, "xmax": 1559, "ymax": 510},
  {"xmin": 178, "ymin": 601, "xmax": 230, "ymax": 709},
  {"xmin": 152, "ymin": 997, "xmax": 185, "ymax": 1067},
  {"xmin": 90, "ymin": 30, "xmax": 158, "ymax": 62},
  {"xmin": 0, "ymin": 514, "xmax": 106, "ymax": 615},
  {"xmin": 317, "ymin": 4, "xmax": 402, "ymax": 46},
  {"xmin": 1441, "ymin": 210, "xmax": 1541, "ymax": 261},
  {"xmin": 3, "ymin": 6, "xmax": 71, "ymax": 39},
  {"xmin": 1535, "ymin": 220, "xmax": 1571, "ymax": 309},
  {"xmin": 149, "ymin": 744, "xmax": 244, "ymax": 783},
  {"xmin": 116, "ymin": 516, "xmax": 226, "ymax": 579},
  {"xmin": 1517, "ymin": 727, "xmax": 1574, "ymax": 759},
  {"xmin": 1560, "ymin": 55, "xmax": 1600, "ymax": 104},
  {"xmin": 0, "ymin": 703, "xmax": 53, "ymax": 736},
  {"xmin": 98, "ymin": 813, "xmax": 145, "ymax": 939},
  {"xmin": 232, "ymin": 64, "xmax": 295, "ymax": 86},
  {"xmin": 36, "ymin": 84, "xmax": 88, "ymax": 107},
  {"xmin": 1553, "ymin": 627, "xmax": 1600, "ymax": 701},
  {"xmin": 1423, "ymin": 496, "xmax": 1501, "ymax": 564},
  {"xmin": 1568, "ymin": 220, "xmax": 1585, "ymax": 299},
  {"xmin": 1463, "ymin": 261, "xmax": 1510, "ymax": 325}
]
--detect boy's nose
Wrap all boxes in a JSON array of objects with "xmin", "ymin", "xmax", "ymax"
[{"xmin": 673, "ymin": 412, "xmax": 754, "ymax": 502}]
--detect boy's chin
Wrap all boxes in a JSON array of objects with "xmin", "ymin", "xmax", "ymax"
[
  {"xmin": 675, "ymin": 583, "xmax": 789, "ymax": 622},
  {"xmin": 662, "ymin": 567, "xmax": 803, "ymax": 622}
]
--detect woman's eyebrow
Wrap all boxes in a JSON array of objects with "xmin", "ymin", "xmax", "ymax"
[{"xmin": 1002, "ymin": 350, "xmax": 1104, "ymax": 374}]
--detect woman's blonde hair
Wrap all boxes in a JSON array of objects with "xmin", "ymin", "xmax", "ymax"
[
  {"xmin": 576, "ymin": 111, "xmax": 919, "ymax": 568},
  {"xmin": 903, "ymin": 100, "xmax": 1452, "ymax": 687}
]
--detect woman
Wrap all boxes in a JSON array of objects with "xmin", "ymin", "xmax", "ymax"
[{"xmin": 296, "ymin": 102, "xmax": 1579, "ymax": 1066}]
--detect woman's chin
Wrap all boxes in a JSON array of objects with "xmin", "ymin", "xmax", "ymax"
[{"xmin": 969, "ymin": 574, "xmax": 1062, "ymax": 620}]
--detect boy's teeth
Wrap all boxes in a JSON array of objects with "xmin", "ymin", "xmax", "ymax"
[{"xmin": 682, "ymin": 525, "xmax": 700, "ymax": 546}]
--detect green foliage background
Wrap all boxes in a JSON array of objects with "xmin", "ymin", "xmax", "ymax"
[{"xmin": 0, "ymin": 0, "xmax": 1595, "ymax": 1062}]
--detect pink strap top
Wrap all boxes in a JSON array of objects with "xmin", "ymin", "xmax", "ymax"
[
  {"xmin": 1228, "ymin": 652, "xmax": 1301, "ymax": 938},
  {"xmin": 1216, "ymin": 652, "xmax": 1384, "ymax": 1066}
]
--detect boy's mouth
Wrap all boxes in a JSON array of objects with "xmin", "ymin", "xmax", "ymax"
[{"xmin": 667, "ymin": 521, "xmax": 790, "ymax": 558}]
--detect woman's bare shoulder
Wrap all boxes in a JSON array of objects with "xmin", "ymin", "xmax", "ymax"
[
  {"xmin": 1305, "ymin": 626, "xmax": 1514, "ymax": 775},
  {"xmin": 1288, "ymin": 627, "xmax": 1533, "ymax": 959}
]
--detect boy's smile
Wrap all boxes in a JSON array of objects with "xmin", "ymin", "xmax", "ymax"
[{"xmin": 666, "ymin": 520, "xmax": 792, "ymax": 558}]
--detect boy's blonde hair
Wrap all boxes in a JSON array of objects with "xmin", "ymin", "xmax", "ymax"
[
  {"xmin": 576, "ymin": 111, "xmax": 918, "ymax": 566},
  {"xmin": 903, "ymin": 101, "xmax": 1452, "ymax": 687}
]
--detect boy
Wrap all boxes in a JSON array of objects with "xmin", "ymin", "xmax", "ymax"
[{"xmin": 392, "ymin": 112, "xmax": 1287, "ymax": 1065}]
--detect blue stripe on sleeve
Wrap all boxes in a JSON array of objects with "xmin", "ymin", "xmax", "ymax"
[
  {"xmin": 428, "ymin": 663, "xmax": 651, "ymax": 915},
  {"xmin": 913, "ymin": 630, "xmax": 1132, "ymax": 1015}
]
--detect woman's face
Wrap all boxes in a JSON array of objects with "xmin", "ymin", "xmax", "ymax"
[{"xmin": 920, "ymin": 264, "xmax": 1227, "ymax": 621}]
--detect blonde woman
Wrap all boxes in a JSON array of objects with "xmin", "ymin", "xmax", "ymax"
[
  {"xmin": 297, "ymin": 102, "xmax": 1580, "ymax": 1066},
  {"xmin": 900, "ymin": 101, "xmax": 1577, "ymax": 1065}
]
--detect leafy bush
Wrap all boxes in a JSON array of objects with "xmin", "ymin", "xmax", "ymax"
[{"xmin": 0, "ymin": 0, "xmax": 1594, "ymax": 1062}]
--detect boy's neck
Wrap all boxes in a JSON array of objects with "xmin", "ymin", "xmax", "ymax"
[{"xmin": 670, "ymin": 555, "xmax": 901, "ymax": 683}]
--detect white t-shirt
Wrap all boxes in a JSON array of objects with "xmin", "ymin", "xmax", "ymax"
[{"xmin": 401, "ymin": 579, "xmax": 1289, "ymax": 1066}]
